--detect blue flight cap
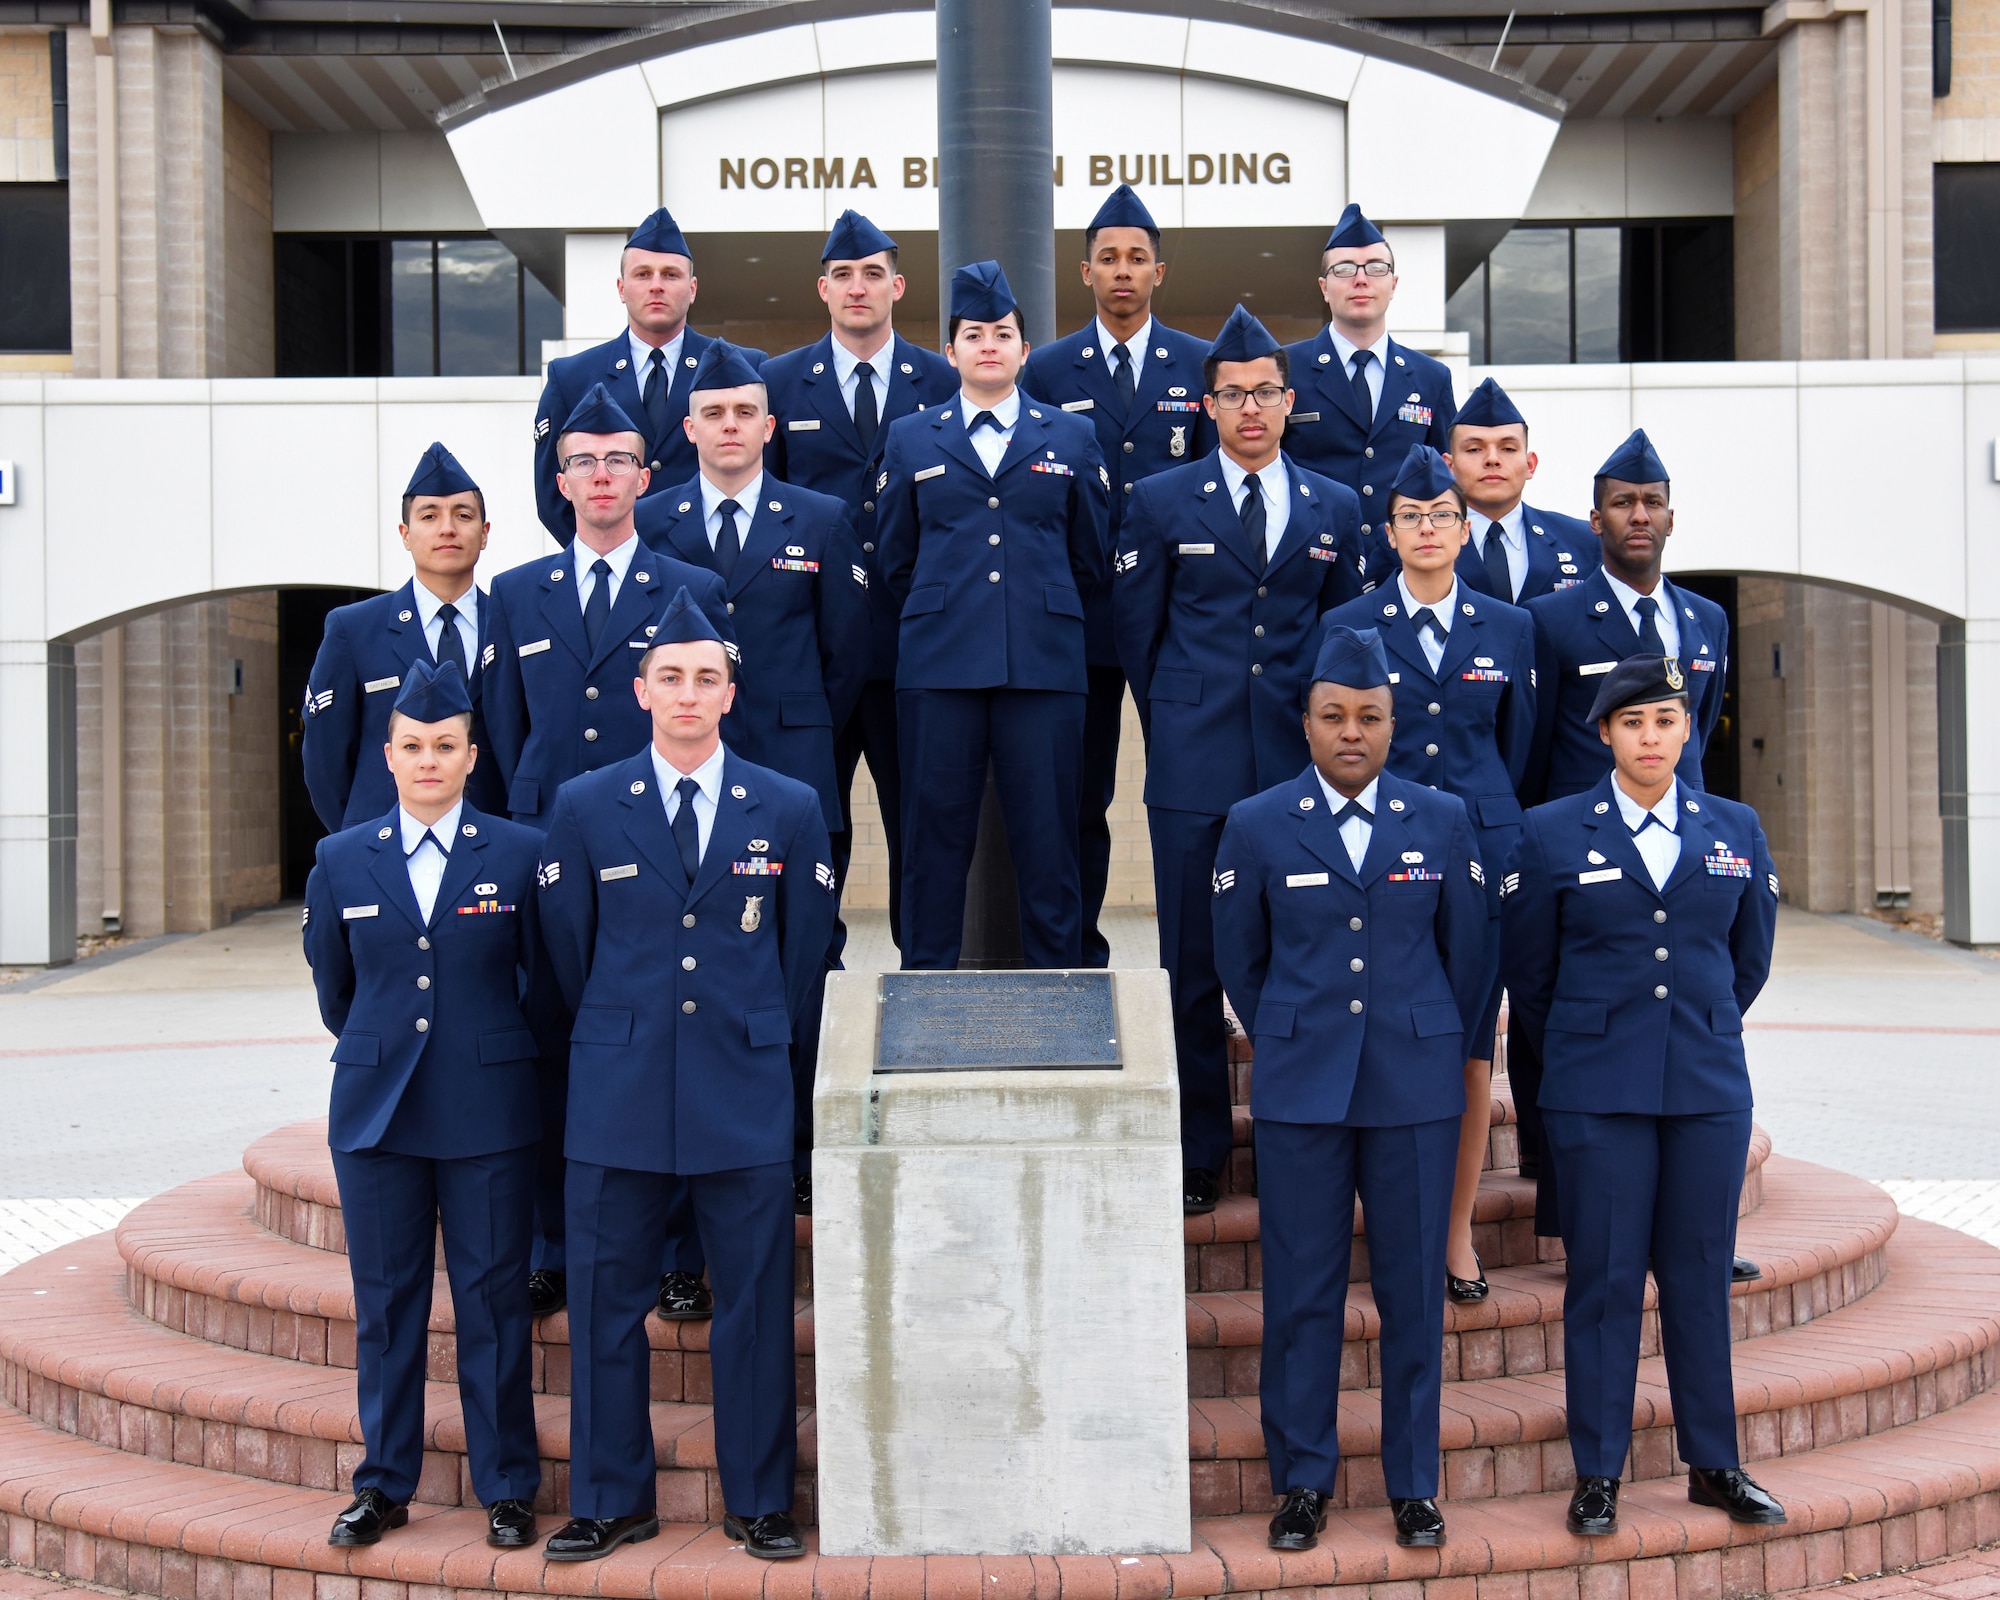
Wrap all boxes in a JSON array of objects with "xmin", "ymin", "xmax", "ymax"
[
  {"xmin": 560, "ymin": 382, "xmax": 642, "ymax": 440},
  {"xmin": 688, "ymin": 338, "xmax": 765, "ymax": 394},
  {"xmin": 1587, "ymin": 653, "xmax": 1691, "ymax": 722},
  {"xmin": 1206, "ymin": 303, "xmax": 1282, "ymax": 365},
  {"xmin": 1312, "ymin": 624, "xmax": 1392, "ymax": 691},
  {"xmin": 1391, "ymin": 443, "xmax": 1457, "ymax": 502},
  {"xmin": 1595, "ymin": 428, "xmax": 1670, "ymax": 486},
  {"xmin": 1087, "ymin": 183, "xmax": 1158, "ymax": 236},
  {"xmin": 1451, "ymin": 377, "xmax": 1526, "ymax": 432},
  {"xmin": 403, "ymin": 441, "xmax": 479, "ymax": 500},
  {"xmin": 1323, "ymin": 202, "xmax": 1386, "ymax": 252},
  {"xmin": 653, "ymin": 585, "xmax": 726, "ymax": 649},
  {"xmin": 390, "ymin": 658, "xmax": 473, "ymax": 724},
  {"xmin": 950, "ymin": 260, "xmax": 1018, "ymax": 323},
  {"xmin": 822, "ymin": 209, "xmax": 897, "ymax": 262},
  {"xmin": 625, "ymin": 207, "xmax": 692, "ymax": 260}
]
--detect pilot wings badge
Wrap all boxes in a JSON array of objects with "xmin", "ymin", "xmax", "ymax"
[
  {"xmin": 741, "ymin": 895, "xmax": 763, "ymax": 933},
  {"xmin": 1665, "ymin": 657, "xmax": 1685, "ymax": 691}
]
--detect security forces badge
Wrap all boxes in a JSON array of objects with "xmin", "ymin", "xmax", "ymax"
[
  {"xmin": 1169, "ymin": 425, "xmax": 1187, "ymax": 459},
  {"xmin": 741, "ymin": 895, "xmax": 763, "ymax": 933},
  {"xmin": 1665, "ymin": 657, "xmax": 1685, "ymax": 691}
]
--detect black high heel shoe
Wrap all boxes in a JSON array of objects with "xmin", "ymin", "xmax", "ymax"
[{"xmin": 1446, "ymin": 1250, "xmax": 1489, "ymax": 1303}]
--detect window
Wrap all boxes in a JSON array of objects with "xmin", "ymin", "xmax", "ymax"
[
  {"xmin": 1936, "ymin": 164, "xmax": 2000, "ymax": 332},
  {"xmin": 0, "ymin": 184, "xmax": 71, "ymax": 352},
  {"xmin": 275, "ymin": 234, "xmax": 562, "ymax": 377}
]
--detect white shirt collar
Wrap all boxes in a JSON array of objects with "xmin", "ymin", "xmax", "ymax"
[
  {"xmin": 1601, "ymin": 568, "xmax": 1661, "ymax": 616},
  {"xmin": 1395, "ymin": 573, "xmax": 1459, "ymax": 627},
  {"xmin": 700, "ymin": 471, "xmax": 765, "ymax": 524},
  {"xmin": 1327, "ymin": 325, "xmax": 1390, "ymax": 369},
  {"xmin": 1470, "ymin": 503, "xmax": 1524, "ymax": 548},
  {"xmin": 630, "ymin": 326, "xmax": 686, "ymax": 385},
  {"xmin": 1095, "ymin": 315, "xmax": 1152, "ymax": 366},
  {"xmin": 651, "ymin": 738, "xmax": 727, "ymax": 808},
  {"xmin": 1216, "ymin": 449, "xmax": 1283, "ymax": 501},
  {"xmin": 575, "ymin": 532, "xmax": 640, "ymax": 587},
  {"xmin": 411, "ymin": 578, "xmax": 477, "ymax": 631},
  {"xmin": 1612, "ymin": 776, "xmax": 1680, "ymax": 835},
  {"xmin": 1315, "ymin": 771, "xmax": 1380, "ymax": 818},
  {"xmin": 830, "ymin": 331, "xmax": 893, "ymax": 388},
  {"xmin": 960, "ymin": 388, "xmax": 1020, "ymax": 432},
  {"xmin": 398, "ymin": 798, "xmax": 464, "ymax": 856}
]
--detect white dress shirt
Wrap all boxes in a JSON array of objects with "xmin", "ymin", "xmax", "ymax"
[
  {"xmin": 400, "ymin": 798, "xmax": 463, "ymax": 924},
  {"xmin": 1603, "ymin": 569, "xmax": 1682, "ymax": 659},
  {"xmin": 699, "ymin": 471, "xmax": 764, "ymax": 550},
  {"xmin": 1216, "ymin": 450, "xmax": 1291, "ymax": 561},
  {"xmin": 1468, "ymin": 504, "xmax": 1529, "ymax": 602},
  {"xmin": 831, "ymin": 335, "xmax": 892, "ymax": 423},
  {"xmin": 412, "ymin": 580, "xmax": 479, "ymax": 671},
  {"xmin": 574, "ymin": 533, "xmax": 640, "ymax": 614},
  {"xmin": 653, "ymin": 739, "xmax": 726, "ymax": 863},
  {"xmin": 1327, "ymin": 326, "xmax": 1388, "ymax": 418},
  {"xmin": 1613, "ymin": 776, "xmax": 1682, "ymax": 890},
  {"xmin": 961, "ymin": 387, "xmax": 1020, "ymax": 477},
  {"xmin": 1314, "ymin": 772, "xmax": 1379, "ymax": 872},
  {"xmin": 1094, "ymin": 316, "xmax": 1151, "ymax": 386},
  {"xmin": 1396, "ymin": 574, "xmax": 1459, "ymax": 674},
  {"xmin": 630, "ymin": 327, "xmax": 687, "ymax": 403}
]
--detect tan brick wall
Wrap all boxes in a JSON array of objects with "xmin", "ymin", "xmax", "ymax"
[
  {"xmin": 222, "ymin": 95, "xmax": 273, "ymax": 378},
  {"xmin": 1939, "ymin": 0, "xmax": 2000, "ymax": 118},
  {"xmin": 1734, "ymin": 78, "xmax": 1782, "ymax": 360},
  {"xmin": 0, "ymin": 30, "xmax": 55, "ymax": 182}
]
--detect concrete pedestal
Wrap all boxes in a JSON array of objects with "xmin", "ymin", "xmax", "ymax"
[{"xmin": 812, "ymin": 968, "xmax": 1190, "ymax": 1557}]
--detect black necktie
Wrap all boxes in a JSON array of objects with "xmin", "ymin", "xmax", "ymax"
[
  {"xmin": 715, "ymin": 499, "xmax": 742, "ymax": 581},
  {"xmin": 1239, "ymin": 471, "xmax": 1267, "ymax": 564},
  {"xmin": 672, "ymin": 777, "xmax": 701, "ymax": 881},
  {"xmin": 1412, "ymin": 606, "xmax": 1447, "ymax": 644},
  {"xmin": 642, "ymin": 347, "xmax": 669, "ymax": 449},
  {"xmin": 1633, "ymin": 594, "xmax": 1666, "ymax": 656},
  {"xmin": 432, "ymin": 601, "xmax": 467, "ymax": 676},
  {"xmin": 1481, "ymin": 525, "xmax": 1514, "ymax": 600},
  {"xmin": 852, "ymin": 361, "xmax": 879, "ymax": 454},
  {"xmin": 582, "ymin": 558, "xmax": 612, "ymax": 651},
  {"xmin": 1349, "ymin": 348, "xmax": 1375, "ymax": 422},
  {"xmin": 1333, "ymin": 798, "xmax": 1374, "ymax": 828},
  {"xmin": 1112, "ymin": 343, "xmax": 1136, "ymax": 417}
]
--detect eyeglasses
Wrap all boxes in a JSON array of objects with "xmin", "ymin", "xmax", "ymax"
[
  {"xmin": 1323, "ymin": 261, "xmax": 1395, "ymax": 280},
  {"xmin": 561, "ymin": 452, "xmax": 642, "ymax": 478},
  {"xmin": 1211, "ymin": 385, "xmax": 1288, "ymax": 410},
  {"xmin": 1390, "ymin": 509, "xmax": 1466, "ymax": 531}
]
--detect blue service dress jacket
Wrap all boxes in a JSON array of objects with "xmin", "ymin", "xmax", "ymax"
[
  {"xmin": 875, "ymin": 398, "xmax": 1111, "ymax": 691},
  {"xmin": 1113, "ymin": 451, "xmax": 1361, "ymax": 814},
  {"xmin": 535, "ymin": 749, "xmax": 836, "ymax": 1176},
  {"xmin": 1212, "ymin": 769, "xmax": 1489, "ymax": 1126},
  {"xmin": 1499, "ymin": 775, "xmax": 1778, "ymax": 1116},
  {"xmin": 1524, "ymin": 570, "xmax": 1728, "ymax": 803},
  {"xmin": 302, "ymin": 803, "xmax": 545, "ymax": 1158},
  {"xmin": 1023, "ymin": 321, "xmax": 1216, "ymax": 667},
  {"xmin": 301, "ymin": 583, "xmax": 505, "ymax": 829},
  {"xmin": 1455, "ymin": 503, "xmax": 1601, "ymax": 604},
  {"xmin": 481, "ymin": 544, "xmax": 736, "ymax": 825},
  {"xmin": 635, "ymin": 477, "xmax": 872, "ymax": 827},
  {"xmin": 763, "ymin": 332, "xmax": 957, "ymax": 682}
]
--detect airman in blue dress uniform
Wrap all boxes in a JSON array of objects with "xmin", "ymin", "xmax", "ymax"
[
  {"xmin": 535, "ymin": 590, "xmax": 834, "ymax": 1564},
  {"xmin": 303, "ymin": 660, "xmax": 545, "ymax": 1554},
  {"xmin": 763, "ymin": 211, "xmax": 957, "ymax": 953},
  {"xmin": 1112, "ymin": 304, "xmax": 1360, "ymax": 1213},
  {"xmin": 533, "ymin": 209, "xmax": 758, "ymax": 541},
  {"xmin": 1444, "ymin": 378, "xmax": 1601, "ymax": 604},
  {"xmin": 1212, "ymin": 625, "xmax": 1488, "ymax": 1555},
  {"xmin": 1318, "ymin": 444, "xmax": 1537, "ymax": 1304},
  {"xmin": 1500, "ymin": 653, "xmax": 1785, "ymax": 1539},
  {"xmin": 303, "ymin": 442, "xmax": 506, "ymax": 828},
  {"xmin": 1281, "ymin": 205, "xmax": 1456, "ymax": 582},
  {"xmin": 876, "ymin": 260, "xmax": 1111, "ymax": 969},
  {"xmin": 1023, "ymin": 184, "xmax": 1217, "ymax": 969}
]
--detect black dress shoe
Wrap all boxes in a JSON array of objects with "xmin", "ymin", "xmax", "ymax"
[
  {"xmin": 1567, "ymin": 1475, "xmax": 1620, "ymax": 1535},
  {"xmin": 486, "ymin": 1499, "xmax": 536, "ymax": 1548},
  {"xmin": 724, "ymin": 1510, "xmax": 807, "ymax": 1559},
  {"xmin": 1689, "ymin": 1466, "xmax": 1787, "ymax": 1524},
  {"xmin": 528, "ymin": 1269, "xmax": 566, "ymax": 1318},
  {"xmin": 1446, "ymin": 1251, "xmax": 1489, "ymax": 1303},
  {"xmin": 1184, "ymin": 1168, "xmax": 1219, "ymax": 1215},
  {"xmin": 327, "ymin": 1486, "xmax": 408, "ymax": 1547},
  {"xmin": 1391, "ymin": 1497, "xmax": 1446, "ymax": 1547},
  {"xmin": 542, "ymin": 1513, "xmax": 660, "ymax": 1562},
  {"xmin": 655, "ymin": 1270, "xmax": 713, "ymax": 1320},
  {"xmin": 1517, "ymin": 1153, "xmax": 1539, "ymax": 1179},
  {"xmin": 794, "ymin": 1173, "xmax": 812, "ymax": 1215},
  {"xmin": 1267, "ymin": 1486, "xmax": 1329, "ymax": 1551},
  {"xmin": 1731, "ymin": 1255, "xmax": 1762, "ymax": 1283}
]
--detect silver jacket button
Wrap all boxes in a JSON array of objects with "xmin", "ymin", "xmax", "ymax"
[
  {"xmin": 414, "ymin": 1018, "xmax": 429, "ymax": 1032},
  {"xmin": 1655, "ymin": 947, "xmax": 1669, "ymax": 961},
  {"xmin": 682, "ymin": 913, "xmax": 696, "ymax": 928},
  {"xmin": 1654, "ymin": 909, "xmax": 1667, "ymax": 923},
  {"xmin": 682, "ymin": 955, "xmax": 697, "ymax": 970},
  {"xmin": 1349, "ymin": 917, "xmax": 1362, "ymax": 931},
  {"xmin": 584, "ymin": 728, "xmax": 599, "ymax": 742},
  {"xmin": 417, "ymin": 936, "xmax": 430, "ymax": 951},
  {"xmin": 682, "ymin": 999, "xmax": 697, "ymax": 1014},
  {"xmin": 987, "ymin": 496, "xmax": 1000, "ymax": 510},
  {"xmin": 1654, "ymin": 985, "xmax": 1669, "ymax": 1000},
  {"xmin": 1348, "ymin": 999, "xmax": 1364, "ymax": 1014},
  {"xmin": 416, "ymin": 975, "xmax": 430, "ymax": 990},
  {"xmin": 586, "ymin": 687, "xmax": 599, "ymax": 700},
  {"xmin": 1349, "ymin": 958, "xmax": 1364, "ymax": 972}
]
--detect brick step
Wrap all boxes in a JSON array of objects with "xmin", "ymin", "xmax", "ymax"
[
  {"xmin": 116, "ymin": 1154, "xmax": 1884, "ymax": 1402},
  {"xmin": 18, "ymin": 1213, "xmax": 1994, "ymax": 1515},
  {"xmin": 3, "ymin": 1364, "xmax": 2000, "ymax": 1600}
]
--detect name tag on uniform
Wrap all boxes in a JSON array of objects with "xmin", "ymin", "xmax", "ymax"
[
  {"xmin": 1061, "ymin": 399, "xmax": 1094, "ymax": 412},
  {"xmin": 342, "ymin": 905, "xmax": 379, "ymax": 919},
  {"xmin": 363, "ymin": 676, "xmax": 400, "ymax": 694},
  {"xmin": 1285, "ymin": 872, "xmax": 1330, "ymax": 888},
  {"xmin": 1578, "ymin": 661, "xmax": 1616, "ymax": 676},
  {"xmin": 628, "ymin": 639, "xmax": 647, "ymax": 648},
  {"xmin": 1291, "ymin": 411, "xmax": 1321, "ymax": 423},
  {"xmin": 518, "ymin": 639, "xmax": 552, "ymax": 657},
  {"xmin": 1178, "ymin": 543, "xmax": 1215, "ymax": 555},
  {"xmin": 914, "ymin": 465, "xmax": 947, "ymax": 482},
  {"xmin": 1578, "ymin": 867, "xmax": 1623, "ymax": 884},
  {"xmin": 599, "ymin": 864, "xmax": 639, "ymax": 882},
  {"xmin": 1387, "ymin": 672, "xmax": 1400, "ymax": 684},
  {"xmin": 787, "ymin": 419, "xmax": 820, "ymax": 431}
]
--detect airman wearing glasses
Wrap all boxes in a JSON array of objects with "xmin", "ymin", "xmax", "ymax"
[
  {"xmin": 1282, "ymin": 204, "xmax": 1457, "ymax": 585},
  {"xmin": 1111, "ymin": 304, "xmax": 1361, "ymax": 1216}
]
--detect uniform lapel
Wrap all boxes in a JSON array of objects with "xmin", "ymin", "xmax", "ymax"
[
  {"xmin": 1129, "ymin": 329, "xmax": 1186, "ymax": 425},
  {"xmin": 1664, "ymin": 577, "xmax": 1715, "ymax": 668},
  {"xmin": 472, "ymin": 585, "xmax": 491, "ymax": 693},
  {"xmin": 1582, "ymin": 778, "xmax": 1656, "ymax": 897},
  {"xmin": 1435, "ymin": 594, "xmax": 1484, "ymax": 683},
  {"xmin": 993, "ymin": 402, "xmax": 1051, "ymax": 480},
  {"xmin": 1068, "ymin": 334, "xmax": 1125, "ymax": 423},
  {"xmin": 591, "ymin": 559, "xmax": 658, "ymax": 672},
  {"xmin": 804, "ymin": 335, "xmax": 865, "ymax": 458},
  {"xmin": 731, "ymin": 489, "xmax": 792, "ymax": 599},
  {"xmin": 1587, "ymin": 571, "xmax": 1642, "ymax": 657},
  {"xmin": 366, "ymin": 816, "xmax": 430, "ymax": 933},
  {"xmin": 1455, "ymin": 540, "xmax": 1498, "ymax": 600},
  {"xmin": 929, "ymin": 405, "xmax": 991, "ymax": 480},
  {"xmin": 1367, "ymin": 339, "xmax": 1413, "ymax": 443},
  {"xmin": 539, "ymin": 557, "xmax": 593, "ymax": 669},
  {"xmin": 687, "ymin": 755, "xmax": 761, "ymax": 909},
  {"xmin": 653, "ymin": 490, "xmax": 717, "ymax": 574},
  {"xmin": 428, "ymin": 814, "xmax": 488, "ymax": 930},
  {"xmin": 1322, "ymin": 330, "xmax": 1373, "ymax": 432},
  {"xmin": 1291, "ymin": 769, "xmax": 1362, "ymax": 888},
  {"xmin": 1261, "ymin": 461, "xmax": 1321, "ymax": 575},
  {"xmin": 1196, "ymin": 455, "xmax": 1263, "ymax": 576},
  {"xmin": 1375, "ymin": 592, "xmax": 1438, "ymax": 685},
  {"xmin": 1355, "ymin": 786, "xmax": 1407, "ymax": 887},
  {"xmin": 882, "ymin": 334, "xmax": 928, "ymax": 424},
  {"xmin": 1519, "ymin": 525, "xmax": 1560, "ymax": 599},
  {"xmin": 602, "ymin": 338, "xmax": 651, "ymax": 453},
  {"xmin": 619, "ymin": 752, "xmax": 688, "ymax": 890},
  {"xmin": 385, "ymin": 582, "xmax": 427, "ymax": 675}
]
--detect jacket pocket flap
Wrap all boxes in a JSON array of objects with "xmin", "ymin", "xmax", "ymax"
[
  {"xmin": 331, "ymin": 1033, "xmax": 379, "ymax": 1066},
  {"xmin": 478, "ymin": 1028, "xmax": 541, "ymax": 1064},
  {"xmin": 779, "ymin": 693, "xmax": 833, "ymax": 728},
  {"xmin": 1547, "ymin": 998, "xmax": 1608, "ymax": 1035},
  {"xmin": 1475, "ymin": 793, "xmax": 1524, "ymax": 828},
  {"xmin": 571, "ymin": 1006, "xmax": 634, "ymax": 1046},
  {"xmin": 1252, "ymin": 1001, "xmax": 1295, "ymax": 1040},
  {"xmin": 1149, "ymin": 669, "xmax": 1203, "ymax": 705},
  {"xmin": 1709, "ymin": 999, "xmax": 1744, "ymax": 1034},
  {"xmin": 1043, "ymin": 584, "xmax": 1085, "ymax": 619},
  {"xmin": 1411, "ymin": 1001, "xmax": 1464, "ymax": 1040},
  {"xmin": 507, "ymin": 777, "xmax": 540, "ymax": 814},
  {"xmin": 746, "ymin": 1007, "xmax": 792, "ymax": 1048},
  {"xmin": 902, "ymin": 583, "xmax": 946, "ymax": 618}
]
